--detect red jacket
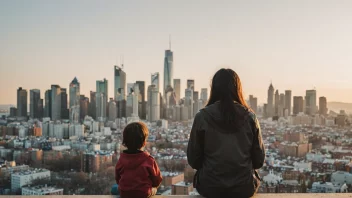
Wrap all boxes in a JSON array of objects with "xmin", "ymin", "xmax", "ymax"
[{"xmin": 115, "ymin": 151, "xmax": 162, "ymax": 198}]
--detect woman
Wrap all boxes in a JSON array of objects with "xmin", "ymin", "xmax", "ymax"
[{"xmin": 187, "ymin": 68, "xmax": 265, "ymax": 198}]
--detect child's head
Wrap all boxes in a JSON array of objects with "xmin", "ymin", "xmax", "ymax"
[{"xmin": 122, "ymin": 122, "xmax": 149, "ymax": 150}]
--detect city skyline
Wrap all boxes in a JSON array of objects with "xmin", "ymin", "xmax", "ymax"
[{"xmin": 2, "ymin": 1, "xmax": 352, "ymax": 104}]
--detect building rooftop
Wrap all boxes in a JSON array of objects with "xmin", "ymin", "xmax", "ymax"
[
  {"xmin": 22, "ymin": 184, "xmax": 63, "ymax": 193},
  {"xmin": 173, "ymin": 181, "xmax": 192, "ymax": 187},
  {"xmin": 12, "ymin": 168, "xmax": 50, "ymax": 176}
]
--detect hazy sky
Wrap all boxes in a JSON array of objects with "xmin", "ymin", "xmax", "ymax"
[{"xmin": 1, "ymin": 0, "xmax": 352, "ymax": 105}]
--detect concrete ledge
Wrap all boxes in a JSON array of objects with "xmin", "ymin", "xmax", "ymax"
[{"xmin": 7, "ymin": 194, "xmax": 352, "ymax": 198}]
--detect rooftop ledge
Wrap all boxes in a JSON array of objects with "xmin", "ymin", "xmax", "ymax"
[{"xmin": 8, "ymin": 195, "xmax": 352, "ymax": 198}]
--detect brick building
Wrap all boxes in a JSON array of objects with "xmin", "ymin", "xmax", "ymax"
[
  {"xmin": 171, "ymin": 181, "xmax": 193, "ymax": 195},
  {"xmin": 162, "ymin": 172, "xmax": 184, "ymax": 187}
]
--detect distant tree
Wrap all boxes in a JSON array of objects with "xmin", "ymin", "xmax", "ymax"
[{"xmin": 301, "ymin": 181, "xmax": 307, "ymax": 193}]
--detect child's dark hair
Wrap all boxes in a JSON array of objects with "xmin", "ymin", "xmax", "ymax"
[{"xmin": 122, "ymin": 122, "xmax": 149, "ymax": 150}]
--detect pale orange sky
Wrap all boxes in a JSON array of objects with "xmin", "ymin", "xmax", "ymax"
[{"xmin": 1, "ymin": 0, "xmax": 352, "ymax": 105}]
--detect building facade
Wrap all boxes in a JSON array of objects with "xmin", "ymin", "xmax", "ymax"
[
  {"xmin": 266, "ymin": 83, "xmax": 275, "ymax": 117},
  {"xmin": 79, "ymin": 95, "xmax": 89, "ymax": 120},
  {"xmin": 285, "ymin": 90, "xmax": 292, "ymax": 116},
  {"xmin": 164, "ymin": 49, "xmax": 174, "ymax": 95},
  {"xmin": 17, "ymin": 87, "xmax": 28, "ymax": 117},
  {"xmin": 30, "ymin": 89, "xmax": 42, "ymax": 119},
  {"xmin": 60, "ymin": 88, "xmax": 69, "ymax": 120},
  {"xmin": 305, "ymin": 89, "xmax": 317, "ymax": 115},
  {"xmin": 51, "ymin": 85, "xmax": 61, "ymax": 120},
  {"xmin": 69, "ymin": 77, "xmax": 80, "ymax": 123},
  {"xmin": 44, "ymin": 90, "xmax": 52, "ymax": 118},
  {"xmin": 151, "ymin": 72, "xmax": 160, "ymax": 91},
  {"xmin": 96, "ymin": 79, "xmax": 108, "ymax": 120},
  {"xmin": 173, "ymin": 79, "xmax": 181, "ymax": 103},
  {"xmin": 319, "ymin": 96, "xmax": 328, "ymax": 116},
  {"xmin": 11, "ymin": 169, "xmax": 50, "ymax": 192},
  {"xmin": 147, "ymin": 85, "xmax": 160, "ymax": 121},
  {"xmin": 293, "ymin": 96, "xmax": 304, "ymax": 115},
  {"xmin": 136, "ymin": 81, "xmax": 146, "ymax": 119},
  {"xmin": 89, "ymin": 91, "xmax": 96, "ymax": 119}
]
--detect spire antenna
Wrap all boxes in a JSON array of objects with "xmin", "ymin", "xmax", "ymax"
[{"xmin": 169, "ymin": 34, "xmax": 171, "ymax": 50}]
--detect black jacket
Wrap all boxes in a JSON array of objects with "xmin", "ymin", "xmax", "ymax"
[{"xmin": 187, "ymin": 101, "xmax": 265, "ymax": 196}]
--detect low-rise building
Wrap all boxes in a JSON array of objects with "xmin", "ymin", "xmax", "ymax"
[
  {"xmin": 11, "ymin": 168, "xmax": 51, "ymax": 192},
  {"xmin": 162, "ymin": 172, "xmax": 184, "ymax": 187},
  {"xmin": 171, "ymin": 181, "xmax": 193, "ymax": 195},
  {"xmin": 22, "ymin": 184, "xmax": 63, "ymax": 195}
]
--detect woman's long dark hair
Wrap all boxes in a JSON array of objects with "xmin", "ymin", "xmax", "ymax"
[{"xmin": 206, "ymin": 68, "xmax": 251, "ymax": 124}]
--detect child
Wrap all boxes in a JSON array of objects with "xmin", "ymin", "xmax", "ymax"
[{"xmin": 115, "ymin": 122, "xmax": 162, "ymax": 198}]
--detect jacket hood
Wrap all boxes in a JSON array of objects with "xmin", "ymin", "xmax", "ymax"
[{"xmin": 119, "ymin": 151, "xmax": 151, "ymax": 169}]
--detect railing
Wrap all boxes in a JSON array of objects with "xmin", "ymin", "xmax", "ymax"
[{"xmin": 7, "ymin": 194, "xmax": 352, "ymax": 198}]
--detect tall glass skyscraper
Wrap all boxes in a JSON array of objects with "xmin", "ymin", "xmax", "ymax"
[
  {"xmin": 69, "ymin": 77, "xmax": 80, "ymax": 123},
  {"xmin": 305, "ymin": 89, "xmax": 317, "ymax": 115},
  {"xmin": 44, "ymin": 90, "xmax": 52, "ymax": 118},
  {"xmin": 163, "ymin": 49, "xmax": 173, "ymax": 95},
  {"xmin": 96, "ymin": 79, "xmax": 108, "ymax": 119},
  {"xmin": 61, "ymin": 88, "xmax": 69, "ymax": 120},
  {"xmin": 147, "ymin": 84, "xmax": 160, "ymax": 121},
  {"xmin": 114, "ymin": 66, "xmax": 126, "ymax": 118},
  {"xmin": 17, "ymin": 87, "xmax": 28, "ymax": 117},
  {"xmin": 114, "ymin": 65, "xmax": 126, "ymax": 101},
  {"xmin": 266, "ymin": 83, "xmax": 275, "ymax": 117},
  {"xmin": 51, "ymin": 85, "xmax": 61, "ymax": 120},
  {"xmin": 136, "ymin": 81, "xmax": 146, "ymax": 119},
  {"xmin": 187, "ymin": 79, "xmax": 195, "ymax": 91},
  {"xmin": 173, "ymin": 79, "xmax": 181, "ymax": 103},
  {"xmin": 89, "ymin": 91, "xmax": 96, "ymax": 119},
  {"xmin": 30, "ymin": 89, "xmax": 41, "ymax": 119},
  {"xmin": 285, "ymin": 90, "xmax": 292, "ymax": 116},
  {"xmin": 151, "ymin": 72, "xmax": 160, "ymax": 91}
]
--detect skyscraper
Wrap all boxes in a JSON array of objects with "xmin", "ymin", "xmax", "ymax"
[
  {"xmin": 200, "ymin": 88, "xmax": 208, "ymax": 106},
  {"xmin": 147, "ymin": 85, "xmax": 160, "ymax": 121},
  {"xmin": 79, "ymin": 95, "xmax": 89, "ymax": 121},
  {"xmin": 114, "ymin": 65, "xmax": 126, "ymax": 101},
  {"xmin": 266, "ymin": 83, "xmax": 274, "ymax": 117},
  {"xmin": 249, "ymin": 95, "xmax": 258, "ymax": 113},
  {"xmin": 69, "ymin": 77, "xmax": 80, "ymax": 123},
  {"xmin": 151, "ymin": 72, "xmax": 160, "ymax": 91},
  {"xmin": 126, "ymin": 91, "xmax": 133, "ymax": 117},
  {"xmin": 96, "ymin": 79, "xmax": 108, "ymax": 119},
  {"xmin": 96, "ymin": 79, "xmax": 108, "ymax": 100},
  {"xmin": 69, "ymin": 77, "xmax": 81, "ymax": 123},
  {"xmin": 17, "ymin": 87, "xmax": 28, "ymax": 117},
  {"xmin": 133, "ymin": 84, "xmax": 139, "ymax": 117},
  {"xmin": 30, "ymin": 89, "xmax": 41, "ymax": 119},
  {"xmin": 88, "ymin": 91, "xmax": 96, "ymax": 119},
  {"xmin": 185, "ymin": 88, "xmax": 193, "ymax": 119},
  {"xmin": 274, "ymin": 90, "xmax": 279, "ymax": 116},
  {"xmin": 173, "ymin": 79, "xmax": 181, "ymax": 103},
  {"xmin": 135, "ymin": 81, "xmax": 146, "ymax": 119},
  {"xmin": 279, "ymin": 93, "xmax": 285, "ymax": 117},
  {"xmin": 51, "ymin": 85, "xmax": 61, "ymax": 120},
  {"xmin": 193, "ymin": 91, "xmax": 199, "ymax": 117},
  {"xmin": 319, "ymin": 96, "xmax": 328, "ymax": 116},
  {"xmin": 108, "ymin": 98, "xmax": 117, "ymax": 121},
  {"xmin": 285, "ymin": 90, "xmax": 292, "ymax": 116},
  {"xmin": 96, "ymin": 92, "xmax": 106, "ymax": 120},
  {"xmin": 44, "ymin": 90, "xmax": 52, "ymax": 118},
  {"xmin": 164, "ymin": 48, "xmax": 174, "ymax": 95},
  {"xmin": 305, "ymin": 89, "xmax": 317, "ymax": 115},
  {"xmin": 293, "ymin": 96, "xmax": 304, "ymax": 115},
  {"xmin": 187, "ymin": 79, "xmax": 195, "ymax": 91},
  {"xmin": 115, "ymin": 66, "xmax": 127, "ymax": 118},
  {"xmin": 60, "ymin": 88, "xmax": 69, "ymax": 119}
]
